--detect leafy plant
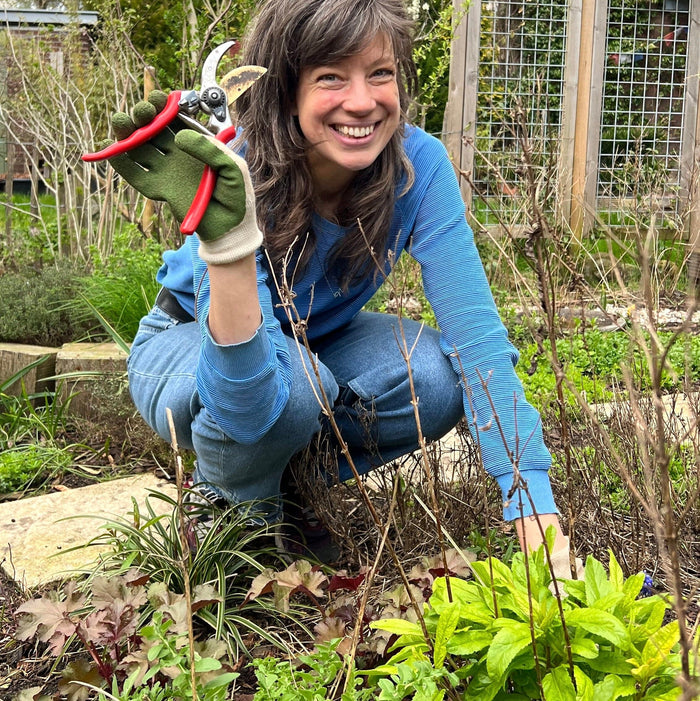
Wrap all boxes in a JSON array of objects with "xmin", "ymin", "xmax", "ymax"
[
  {"xmin": 0, "ymin": 261, "xmax": 96, "ymax": 346},
  {"xmin": 90, "ymin": 490, "xmax": 293, "ymax": 653},
  {"xmin": 78, "ymin": 231, "xmax": 164, "ymax": 343},
  {"xmin": 14, "ymin": 571, "xmax": 237, "ymax": 701},
  {"xmin": 245, "ymin": 550, "xmax": 472, "ymax": 658},
  {"xmin": 252, "ymin": 639, "xmax": 374, "ymax": 701},
  {"xmin": 0, "ymin": 443, "xmax": 72, "ymax": 493},
  {"xmin": 371, "ymin": 543, "xmax": 686, "ymax": 700}
]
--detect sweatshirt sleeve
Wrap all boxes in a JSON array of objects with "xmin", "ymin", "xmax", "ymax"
[
  {"xmin": 191, "ymin": 243, "xmax": 293, "ymax": 444},
  {"xmin": 404, "ymin": 132, "xmax": 557, "ymax": 520}
]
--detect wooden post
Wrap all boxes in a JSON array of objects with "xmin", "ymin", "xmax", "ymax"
[
  {"xmin": 141, "ymin": 65, "xmax": 156, "ymax": 236},
  {"xmin": 443, "ymin": 0, "xmax": 481, "ymax": 205},
  {"xmin": 686, "ymin": 85, "xmax": 700, "ymax": 286},
  {"xmin": 558, "ymin": 0, "xmax": 582, "ymax": 227},
  {"xmin": 4, "ymin": 141, "xmax": 14, "ymax": 249},
  {"xmin": 570, "ymin": 0, "xmax": 596, "ymax": 245},
  {"xmin": 30, "ymin": 143, "xmax": 40, "ymax": 219},
  {"xmin": 683, "ymin": 7, "xmax": 700, "ymax": 286}
]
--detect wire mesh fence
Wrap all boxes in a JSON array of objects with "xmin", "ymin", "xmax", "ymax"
[
  {"xmin": 598, "ymin": 0, "xmax": 689, "ymax": 223},
  {"xmin": 448, "ymin": 0, "xmax": 698, "ymax": 236},
  {"xmin": 472, "ymin": 0, "xmax": 569, "ymax": 228}
]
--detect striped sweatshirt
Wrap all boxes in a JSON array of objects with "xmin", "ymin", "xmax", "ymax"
[{"xmin": 156, "ymin": 125, "xmax": 557, "ymax": 519}]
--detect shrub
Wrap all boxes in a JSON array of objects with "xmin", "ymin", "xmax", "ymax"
[
  {"xmin": 371, "ymin": 545, "xmax": 683, "ymax": 700},
  {"xmin": 0, "ymin": 261, "xmax": 98, "ymax": 346}
]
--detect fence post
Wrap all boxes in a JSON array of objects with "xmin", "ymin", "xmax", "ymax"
[
  {"xmin": 443, "ymin": 0, "xmax": 480, "ymax": 206},
  {"xmin": 684, "ymin": 7, "xmax": 700, "ymax": 286},
  {"xmin": 29, "ymin": 143, "xmax": 40, "ymax": 219},
  {"xmin": 570, "ymin": 0, "xmax": 596, "ymax": 246},
  {"xmin": 4, "ymin": 140, "xmax": 14, "ymax": 248},
  {"xmin": 141, "ymin": 65, "xmax": 156, "ymax": 236},
  {"xmin": 687, "ymin": 85, "xmax": 700, "ymax": 286}
]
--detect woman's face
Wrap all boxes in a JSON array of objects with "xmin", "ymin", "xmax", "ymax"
[{"xmin": 293, "ymin": 34, "xmax": 401, "ymax": 194}]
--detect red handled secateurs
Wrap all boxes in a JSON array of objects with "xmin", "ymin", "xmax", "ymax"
[{"xmin": 82, "ymin": 41, "xmax": 266, "ymax": 235}]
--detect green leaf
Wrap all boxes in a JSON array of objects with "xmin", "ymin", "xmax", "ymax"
[
  {"xmin": 565, "ymin": 608, "xmax": 630, "ymax": 648},
  {"xmin": 573, "ymin": 667, "xmax": 595, "ymax": 701},
  {"xmin": 585, "ymin": 649, "xmax": 633, "ymax": 675},
  {"xmin": 583, "ymin": 556, "xmax": 612, "ymax": 604},
  {"xmin": 622, "ymin": 572, "xmax": 646, "ymax": 600},
  {"xmin": 593, "ymin": 674, "xmax": 637, "ymax": 700},
  {"xmin": 193, "ymin": 656, "xmax": 222, "ymax": 673},
  {"xmin": 371, "ymin": 618, "xmax": 423, "ymax": 636},
  {"xmin": 486, "ymin": 619, "xmax": 533, "ymax": 679},
  {"xmin": 542, "ymin": 666, "xmax": 577, "ymax": 701},
  {"xmin": 631, "ymin": 621, "xmax": 680, "ymax": 685},
  {"xmin": 608, "ymin": 551, "xmax": 625, "ymax": 592},
  {"xmin": 642, "ymin": 621, "xmax": 679, "ymax": 665},
  {"xmin": 470, "ymin": 558, "xmax": 514, "ymax": 588},
  {"xmin": 434, "ymin": 601, "xmax": 460, "ymax": 668},
  {"xmin": 201, "ymin": 672, "xmax": 239, "ymax": 690},
  {"xmin": 570, "ymin": 637, "xmax": 599, "ymax": 660},
  {"xmin": 447, "ymin": 629, "xmax": 493, "ymax": 657}
]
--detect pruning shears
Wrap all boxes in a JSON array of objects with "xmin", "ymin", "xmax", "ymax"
[{"xmin": 82, "ymin": 41, "xmax": 266, "ymax": 235}]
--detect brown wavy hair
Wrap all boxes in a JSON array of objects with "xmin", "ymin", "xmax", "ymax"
[{"xmin": 235, "ymin": 0, "xmax": 418, "ymax": 288}]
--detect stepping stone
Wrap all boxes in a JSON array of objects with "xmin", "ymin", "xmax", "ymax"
[{"xmin": 0, "ymin": 473, "xmax": 177, "ymax": 588}]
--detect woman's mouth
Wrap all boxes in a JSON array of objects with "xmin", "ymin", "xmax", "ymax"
[{"xmin": 332, "ymin": 123, "xmax": 376, "ymax": 138}]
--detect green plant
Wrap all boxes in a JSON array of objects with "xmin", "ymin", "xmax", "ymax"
[
  {"xmin": 78, "ymin": 230, "xmax": 163, "ymax": 343},
  {"xmin": 0, "ymin": 443, "xmax": 72, "ymax": 493},
  {"xmin": 0, "ymin": 261, "xmax": 97, "ymax": 346},
  {"xmin": 252, "ymin": 639, "xmax": 375, "ymax": 701},
  {"xmin": 90, "ymin": 490, "xmax": 293, "ymax": 654},
  {"xmin": 14, "ymin": 571, "xmax": 237, "ymax": 701},
  {"xmin": 370, "ymin": 541, "xmax": 687, "ymax": 700},
  {"xmin": 0, "ymin": 193, "xmax": 60, "ymax": 267}
]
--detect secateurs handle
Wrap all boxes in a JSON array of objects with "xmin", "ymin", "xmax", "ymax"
[
  {"xmin": 179, "ymin": 124, "xmax": 238, "ymax": 235},
  {"xmin": 80, "ymin": 91, "xmax": 184, "ymax": 162}
]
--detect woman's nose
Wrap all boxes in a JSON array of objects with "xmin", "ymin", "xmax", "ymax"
[{"xmin": 342, "ymin": 78, "xmax": 376, "ymax": 113}]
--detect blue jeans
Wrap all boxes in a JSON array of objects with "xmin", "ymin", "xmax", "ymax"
[{"xmin": 127, "ymin": 305, "xmax": 464, "ymax": 521}]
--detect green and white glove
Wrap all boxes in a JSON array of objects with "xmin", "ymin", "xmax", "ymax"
[{"xmin": 107, "ymin": 90, "xmax": 262, "ymax": 265}]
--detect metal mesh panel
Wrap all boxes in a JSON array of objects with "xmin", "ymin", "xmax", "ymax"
[
  {"xmin": 473, "ymin": 0, "xmax": 569, "ymax": 227},
  {"xmin": 598, "ymin": 0, "xmax": 689, "ymax": 223}
]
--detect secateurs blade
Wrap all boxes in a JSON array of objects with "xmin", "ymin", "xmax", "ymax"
[{"xmin": 81, "ymin": 41, "xmax": 266, "ymax": 236}]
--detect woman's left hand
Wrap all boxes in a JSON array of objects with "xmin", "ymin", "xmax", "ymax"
[{"xmin": 514, "ymin": 513, "xmax": 584, "ymax": 580}]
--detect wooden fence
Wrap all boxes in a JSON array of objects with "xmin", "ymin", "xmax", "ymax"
[{"xmin": 443, "ymin": 0, "xmax": 700, "ymax": 250}]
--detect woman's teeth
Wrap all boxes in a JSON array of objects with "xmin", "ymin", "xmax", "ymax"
[{"xmin": 335, "ymin": 124, "xmax": 375, "ymax": 138}]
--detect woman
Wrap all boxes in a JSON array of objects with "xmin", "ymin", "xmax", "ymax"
[{"xmin": 109, "ymin": 0, "xmax": 577, "ymax": 570}]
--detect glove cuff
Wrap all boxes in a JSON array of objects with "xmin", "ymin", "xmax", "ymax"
[{"xmin": 197, "ymin": 222, "xmax": 263, "ymax": 265}]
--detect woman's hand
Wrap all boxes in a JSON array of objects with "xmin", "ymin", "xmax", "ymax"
[
  {"xmin": 106, "ymin": 91, "xmax": 262, "ymax": 264},
  {"xmin": 515, "ymin": 513, "xmax": 584, "ymax": 580}
]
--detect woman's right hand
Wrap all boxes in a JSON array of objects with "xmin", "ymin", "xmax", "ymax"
[{"xmin": 106, "ymin": 91, "xmax": 262, "ymax": 264}]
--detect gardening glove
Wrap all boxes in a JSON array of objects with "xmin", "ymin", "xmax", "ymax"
[
  {"xmin": 550, "ymin": 536, "xmax": 585, "ymax": 585},
  {"xmin": 106, "ymin": 90, "xmax": 262, "ymax": 265}
]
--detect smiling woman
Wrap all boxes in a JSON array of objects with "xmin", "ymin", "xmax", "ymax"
[
  {"xmin": 293, "ymin": 35, "xmax": 401, "ymax": 204},
  {"xmin": 99, "ymin": 0, "xmax": 577, "ymax": 570}
]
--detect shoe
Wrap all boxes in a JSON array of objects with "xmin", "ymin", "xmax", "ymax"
[{"xmin": 277, "ymin": 472, "xmax": 341, "ymax": 565}]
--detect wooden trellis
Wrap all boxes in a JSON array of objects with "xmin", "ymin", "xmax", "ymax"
[{"xmin": 444, "ymin": 0, "xmax": 700, "ymax": 250}]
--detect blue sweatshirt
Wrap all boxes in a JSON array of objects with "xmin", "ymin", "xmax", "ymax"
[{"xmin": 156, "ymin": 125, "xmax": 557, "ymax": 520}]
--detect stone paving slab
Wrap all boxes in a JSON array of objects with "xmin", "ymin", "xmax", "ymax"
[
  {"xmin": 592, "ymin": 392, "xmax": 699, "ymax": 439},
  {"xmin": 0, "ymin": 473, "xmax": 177, "ymax": 589}
]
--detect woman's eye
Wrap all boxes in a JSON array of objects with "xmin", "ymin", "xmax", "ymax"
[{"xmin": 372, "ymin": 68, "xmax": 396, "ymax": 80}]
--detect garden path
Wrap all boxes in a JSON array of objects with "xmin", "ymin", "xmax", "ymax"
[{"xmin": 0, "ymin": 473, "xmax": 176, "ymax": 589}]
